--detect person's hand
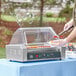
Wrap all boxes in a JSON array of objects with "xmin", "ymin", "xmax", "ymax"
[
  {"xmin": 64, "ymin": 19, "xmax": 73, "ymax": 31},
  {"xmin": 48, "ymin": 38, "xmax": 68, "ymax": 47}
]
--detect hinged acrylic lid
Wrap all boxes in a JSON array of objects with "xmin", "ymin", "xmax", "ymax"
[{"xmin": 10, "ymin": 27, "xmax": 59, "ymax": 46}]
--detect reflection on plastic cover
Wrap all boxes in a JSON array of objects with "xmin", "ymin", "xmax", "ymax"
[{"xmin": 26, "ymin": 32, "xmax": 53, "ymax": 43}]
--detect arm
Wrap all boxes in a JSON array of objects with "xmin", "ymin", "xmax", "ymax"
[
  {"xmin": 66, "ymin": 27, "xmax": 76, "ymax": 42},
  {"xmin": 48, "ymin": 23, "xmax": 76, "ymax": 47}
]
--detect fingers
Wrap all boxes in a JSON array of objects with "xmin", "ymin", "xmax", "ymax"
[
  {"xmin": 48, "ymin": 39, "xmax": 68, "ymax": 47},
  {"xmin": 64, "ymin": 24, "xmax": 68, "ymax": 31},
  {"xmin": 49, "ymin": 40, "xmax": 62, "ymax": 47},
  {"xmin": 64, "ymin": 20, "xmax": 73, "ymax": 31},
  {"xmin": 64, "ymin": 23, "xmax": 71, "ymax": 31}
]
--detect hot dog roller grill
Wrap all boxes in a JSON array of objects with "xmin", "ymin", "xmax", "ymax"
[{"xmin": 6, "ymin": 27, "xmax": 65, "ymax": 62}]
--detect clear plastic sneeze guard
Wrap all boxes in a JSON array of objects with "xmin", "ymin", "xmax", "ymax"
[
  {"xmin": 6, "ymin": 27, "xmax": 65, "ymax": 62},
  {"xmin": 10, "ymin": 27, "xmax": 59, "ymax": 45}
]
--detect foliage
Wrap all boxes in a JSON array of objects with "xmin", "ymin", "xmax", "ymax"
[
  {"xmin": 0, "ymin": 26, "xmax": 13, "ymax": 48},
  {"xmin": 59, "ymin": 5, "xmax": 73, "ymax": 18},
  {"xmin": 0, "ymin": 38, "xmax": 2, "ymax": 43},
  {"xmin": 44, "ymin": 0, "xmax": 57, "ymax": 6},
  {"xmin": 43, "ymin": 17, "xmax": 66, "ymax": 23},
  {"xmin": 1, "ymin": 15, "xmax": 16, "ymax": 22},
  {"xmin": 3, "ymin": 29, "xmax": 13, "ymax": 36},
  {"xmin": 45, "ymin": 12, "xmax": 54, "ymax": 17},
  {"xmin": 58, "ymin": 0, "xmax": 74, "ymax": 18},
  {"xmin": 0, "ymin": 47, "xmax": 5, "ymax": 58},
  {"xmin": 1, "ymin": 14, "xmax": 66, "ymax": 23},
  {"xmin": 66, "ymin": 0, "xmax": 74, "ymax": 5}
]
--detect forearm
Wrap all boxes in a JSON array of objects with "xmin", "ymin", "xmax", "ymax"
[
  {"xmin": 69, "ymin": 19, "xmax": 73, "ymax": 25},
  {"xmin": 66, "ymin": 27, "xmax": 76, "ymax": 42}
]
